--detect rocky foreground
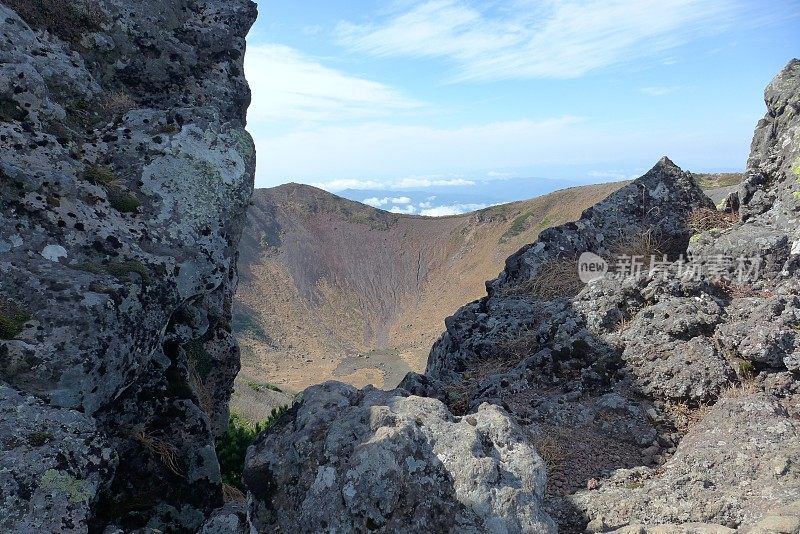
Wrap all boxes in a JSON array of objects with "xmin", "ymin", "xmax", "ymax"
[
  {"xmin": 240, "ymin": 60, "xmax": 800, "ymax": 533},
  {"xmin": 0, "ymin": 0, "xmax": 256, "ymax": 531}
]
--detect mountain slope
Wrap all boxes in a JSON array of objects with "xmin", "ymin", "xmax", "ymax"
[{"xmin": 234, "ymin": 182, "xmax": 627, "ymax": 393}]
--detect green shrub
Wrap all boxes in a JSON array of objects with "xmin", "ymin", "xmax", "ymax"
[
  {"xmin": 84, "ymin": 165, "xmax": 117, "ymax": 186},
  {"xmin": 27, "ymin": 431, "xmax": 54, "ymax": 447},
  {"xmin": 503, "ymin": 212, "xmax": 532, "ymax": 239},
  {"xmin": 739, "ymin": 360, "xmax": 756, "ymax": 378},
  {"xmin": 247, "ymin": 381, "xmax": 283, "ymax": 393},
  {"xmin": 105, "ymin": 260, "xmax": 151, "ymax": 286},
  {"xmin": 185, "ymin": 339, "xmax": 212, "ymax": 379},
  {"xmin": 217, "ymin": 407, "xmax": 288, "ymax": 490},
  {"xmin": 107, "ymin": 186, "xmax": 140, "ymax": 213},
  {"xmin": 0, "ymin": 300, "xmax": 31, "ymax": 340}
]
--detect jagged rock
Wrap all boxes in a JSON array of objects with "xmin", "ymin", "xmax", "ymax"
[
  {"xmin": 417, "ymin": 60, "xmax": 800, "ymax": 533},
  {"xmin": 199, "ymin": 502, "xmax": 249, "ymax": 534},
  {"xmin": 571, "ymin": 394, "xmax": 800, "ymax": 530},
  {"xmin": 619, "ymin": 295, "xmax": 734, "ymax": 403},
  {"xmin": 487, "ymin": 156, "xmax": 714, "ymax": 294},
  {"xmin": 0, "ymin": 382, "xmax": 116, "ymax": 532},
  {"xmin": 0, "ymin": 0, "xmax": 256, "ymax": 530},
  {"xmin": 244, "ymin": 381, "xmax": 557, "ymax": 534}
]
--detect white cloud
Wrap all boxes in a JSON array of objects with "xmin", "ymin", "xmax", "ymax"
[
  {"xmin": 363, "ymin": 196, "xmax": 412, "ymax": 207},
  {"xmin": 420, "ymin": 203, "xmax": 487, "ymax": 216},
  {"xmin": 244, "ymin": 44, "xmax": 422, "ymax": 123},
  {"xmin": 389, "ymin": 205, "xmax": 418, "ymax": 214},
  {"xmin": 363, "ymin": 196, "xmax": 389, "ymax": 207},
  {"xmin": 336, "ymin": 0, "xmax": 756, "ymax": 81},
  {"xmin": 640, "ymin": 86, "xmax": 681, "ymax": 96}
]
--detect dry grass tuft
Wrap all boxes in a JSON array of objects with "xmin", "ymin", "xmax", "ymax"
[
  {"xmin": 532, "ymin": 433, "xmax": 567, "ymax": 472},
  {"xmin": 687, "ymin": 208, "xmax": 738, "ymax": 234},
  {"xmin": 134, "ymin": 430, "xmax": 183, "ymax": 478},
  {"xmin": 717, "ymin": 380, "xmax": 760, "ymax": 399},
  {"xmin": 502, "ymin": 257, "xmax": 584, "ymax": 300},
  {"xmin": 190, "ymin": 370, "xmax": 214, "ymax": 417},
  {"xmin": 222, "ymin": 483, "xmax": 246, "ymax": 503},
  {"xmin": 100, "ymin": 91, "xmax": 136, "ymax": 117},
  {"xmin": 663, "ymin": 401, "xmax": 713, "ymax": 433},
  {"xmin": 609, "ymin": 227, "xmax": 675, "ymax": 265},
  {"xmin": 712, "ymin": 279, "xmax": 773, "ymax": 299}
]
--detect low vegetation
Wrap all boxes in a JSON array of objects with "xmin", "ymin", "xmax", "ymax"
[
  {"xmin": 247, "ymin": 381, "xmax": 283, "ymax": 393},
  {"xmin": 692, "ymin": 172, "xmax": 744, "ymax": 189},
  {"xmin": 502, "ymin": 257, "xmax": 585, "ymax": 300},
  {"xmin": 217, "ymin": 407, "xmax": 288, "ymax": 490},
  {"xmin": 107, "ymin": 186, "xmax": 141, "ymax": 213},
  {"xmin": 502, "ymin": 212, "xmax": 533, "ymax": 240},
  {"xmin": 0, "ymin": 299, "xmax": 31, "ymax": 340},
  {"xmin": 687, "ymin": 208, "xmax": 738, "ymax": 234},
  {"xmin": 83, "ymin": 165, "xmax": 141, "ymax": 214},
  {"xmin": 105, "ymin": 260, "xmax": 151, "ymax": 286}
]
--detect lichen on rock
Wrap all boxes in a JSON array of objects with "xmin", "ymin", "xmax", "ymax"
[{"xmin": 0, "ymin": 0, "xmax": 257, "ymax": 530}]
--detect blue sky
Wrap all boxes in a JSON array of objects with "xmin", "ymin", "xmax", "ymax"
[{"xmin": 246, "ymin": 0, "xmax": 799, "ymax": 215}]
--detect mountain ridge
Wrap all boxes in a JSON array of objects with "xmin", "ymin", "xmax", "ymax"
[{"xmin": 231, "ymin": 175, "xmax": 740, "ymax": 418}]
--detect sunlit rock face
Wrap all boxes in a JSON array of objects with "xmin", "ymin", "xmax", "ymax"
[{"xmin": 0, "ymin": 0, "xmax": 256, "ymax": 530}]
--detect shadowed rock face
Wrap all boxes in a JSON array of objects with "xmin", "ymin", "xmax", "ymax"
[{"xmin": 0, "ymin": 0, "xmax": 256, "ymax": 531}]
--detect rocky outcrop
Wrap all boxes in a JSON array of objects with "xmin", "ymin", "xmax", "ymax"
[
  {"xmin": 573, "ymin": 393, "xmax": 800, "ymax": 531},
  {"xmin": 245, "ymin": 381, "xmax": 556, "ymax": 533},
  {"xmin": 238, "ymin": 61, "xmax": 798, "ymax": 534},
  {"xmin": 0, "ymin": 0, "xmax": 256, "ymax": 531},
  {"xmin": 404, "ymin": 59, "xmax": 800, "ymax": 532}
]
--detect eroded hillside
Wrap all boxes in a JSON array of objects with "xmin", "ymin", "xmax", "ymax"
[{"xmin": 233, "ymin": 178, "xmax": 735, "ymax": 401}]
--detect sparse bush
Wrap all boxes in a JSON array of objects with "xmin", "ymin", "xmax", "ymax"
[
  {"xmin": 84, "ymin": 165, "xmax": 117, "ymax": 186},
  {"xmin": 217, "ymin": 407, "xmax": 288, "ymax": 490},
  {"xmin": 502, "ymin": 257, "xmax": 584, "ymax": 300},
  {"xmin": 27, "ymin": 431, "xmax": 54, "ymax": 447},
  {"xmin": 712, "ymin": 279, "xmax": 772, "ymax": 299},
  {"xmin": 247, "ymin": 381, "xmax": 283, "ymax": 393},
  {"xmin": 157, "ymin": 123, "xmax": 180, "ymax": 135},
  {"xmin": 738, "ymin": 360, "xmax": 756, "ymax": 379},
  {"xmin": 609, "ymin": 227, "xmax": 675, "ymax": 264},
  {"xmin": 0, "ymin": 299, "xmax": 31, "ymax": 340},
  {"xmin": 185, "ymin": 339, "xmax": 212, "ymax": 379},
  {"xmin": 107, "ymin": 185, "xmax": 141, "ymax": 213},
  {"xmin": 100, "ymin": 91, "xmax": 136, "ymax": 118},
  {"xmin": 82, "ymin": 165, "xmax": 141, "ymax": 214},
  {"xmin": 105, "ymin": 260, "xmax": 150, "ymax": 286},
  {"xmin": 503, "ymin": 212, "xmax": 533, "ymax": 239},
  {"xmin": 134, "ymin": 429, "xmax": 183, "ymax": 478},
  {"xmin": 687, "ymin": 208, "xmax": 738, "ymax": 234}
]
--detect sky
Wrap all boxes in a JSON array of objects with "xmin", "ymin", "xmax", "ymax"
[{"xmin": 245, "ymin": 0, "xmax": 799, "ymax": 215}]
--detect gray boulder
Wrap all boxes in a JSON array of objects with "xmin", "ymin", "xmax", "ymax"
[
  {"xmin": 572, "ymin": 393, "xmax": 800, "ymax": 530},
  {"xmin": 0, "ymin": 382, "xmax": 116, "ymax": 532},
  {"xmin": 0, "ymin": 0, "xmax": 257, "ymax": 529},
  {"xmin": 245, "ymin": 381, "xmax": 557, "ymax": 534}
]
